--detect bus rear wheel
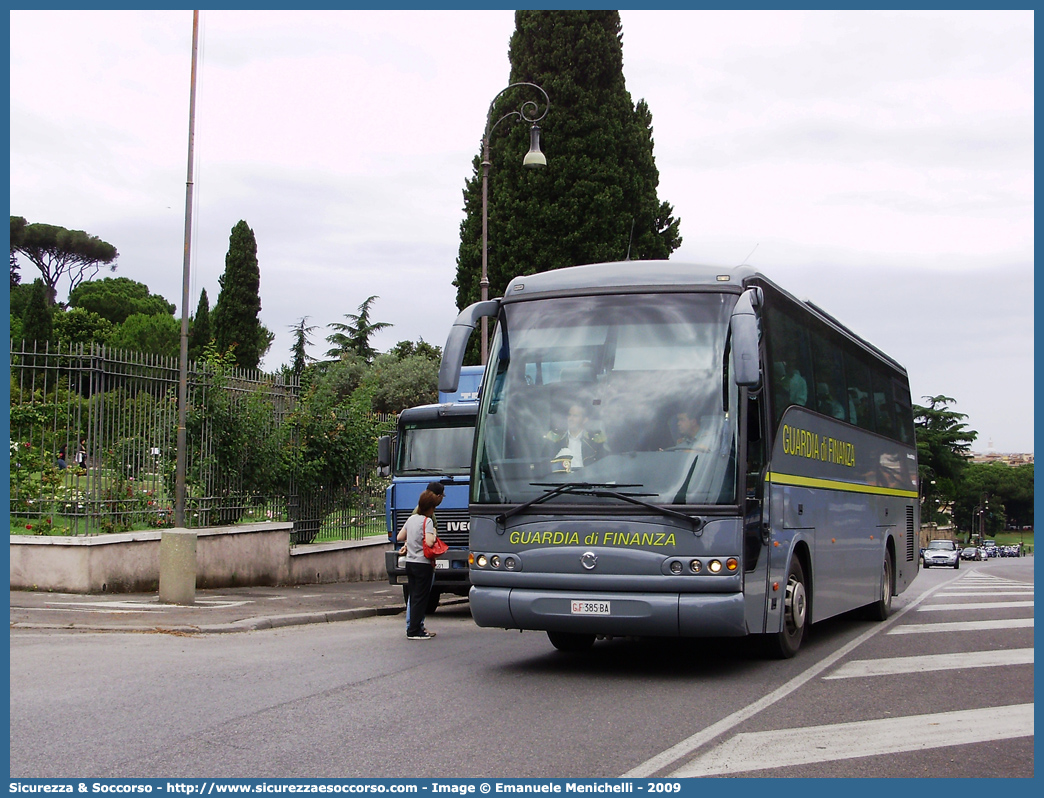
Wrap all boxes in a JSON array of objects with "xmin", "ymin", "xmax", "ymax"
[
  {"xmin": 763, "ymin": 557, "xmax": 808, "ymax": 659},
  {"xmin": 547, "ymin": 631, "xmax": 596, "ymax": 652},
  {"xmin": 863, "ymin": 553, "xmax": 893, "ymax": 621}
]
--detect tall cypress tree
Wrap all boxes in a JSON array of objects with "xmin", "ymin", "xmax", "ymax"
[
  {"xmin": 454, "ymin": 11, "xmax": 681, "ymax": 314},
  {"xmin": 212, "ymin": 220, "xmax": 265, "ymax": 370},
  {"xmin": 188, "ymin": 288, "xmax": 211, "ymax": 362},
  {"xmin": 21, "ymin": 279, "xmax": 53, "ymax": 346}
]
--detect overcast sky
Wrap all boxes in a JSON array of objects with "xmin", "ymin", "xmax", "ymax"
[{"xmin": 8, "ymin": 9, "xmax": 1033, "ymax": 453}]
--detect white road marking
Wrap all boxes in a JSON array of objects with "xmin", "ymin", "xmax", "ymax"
[
  {"xmin": 918, "ymin": 600, "xmax": 1034, "ymax": 611},
  {"xmin": 619, "ymin": 576, "xmax": 953, "ymax": 778},
  {"xmin": 889, "ymin": 618, "xmax": 1034, "ymax": 634},
  {"xmin": 824, "ymin": 648, "xmax": 1033, "ymax": 678},
  {"xmin": 670, "ymin": 704, "xmax": 1034, "ymax": 777},
  {"xmin": 935, "ymin": 591, "xmax": 1034, "ymax": 597}
]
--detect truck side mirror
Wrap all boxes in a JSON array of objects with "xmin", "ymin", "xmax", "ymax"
[
  {"xmin": 377, "ymin": 435, "xmax": 393, "ymax": 477},
  {"xmin": 439, "ymin": 300, "xmax": 501, "ymax": 393},
  {"xmin": 731, "ymin": 287, "xmax": 762, "ymax": 389}
]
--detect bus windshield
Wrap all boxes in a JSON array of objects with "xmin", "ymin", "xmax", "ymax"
[
  {"xmin": 474, "ymin": 293, "xmax": 739, "ymax": 506},
  {"xmin": 397, "ymin": 420, "xmax": 475, "ymax": 476}
]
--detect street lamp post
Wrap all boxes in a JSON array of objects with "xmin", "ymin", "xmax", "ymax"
[{"xmin": 480, "ymin": 82, "xmax": 549, "ymax": 364}]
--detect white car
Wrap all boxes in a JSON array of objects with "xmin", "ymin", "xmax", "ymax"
[{"xmin": 923, "ymin": 539, "xmax": 960, "ymax": 569}]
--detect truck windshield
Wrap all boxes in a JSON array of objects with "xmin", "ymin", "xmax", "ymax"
[
  {"xmin": 397, "ymin": 421, "xmax": 475, "ymax": 476},
  {"xmin": 473, "ymin": 292, "xmax": 739, "ymax": 506}
]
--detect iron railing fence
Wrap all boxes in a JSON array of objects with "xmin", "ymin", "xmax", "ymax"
[{"xmin": 9, "ymin": 340, "xmax": 393, "ymax": 543}]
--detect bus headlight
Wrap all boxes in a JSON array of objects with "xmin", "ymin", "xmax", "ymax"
[
  {"xmin": 476, "ymin": 554, "xmax": 488, "ymax": 568},
  {"xmin": 726, "ymin": 558, "xmax": 739, "ymax": 571},
  {"xmin": 504, "ymin": 557, "xmax": 517, "ymax": 570},
  {"xmin": 491, "ymin": 555, "xmax": 501, "ymax": 569},
  {"xmin": 670, "ymin": 561, "xmax": 683, "ymax": 574},
  {"xmin": 709, "ymin": 559, "xmax": 723, "ymax": 573},
  {"xmin": 689, "ymin": 559, "xmax": 702, "ymax": 573}
]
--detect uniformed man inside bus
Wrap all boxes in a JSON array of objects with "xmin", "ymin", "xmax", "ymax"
[
  {"xmin": 546, "ymin": 403, "xmax": 606, "ymax": 471},
  {"xmin": 671, "ymin": 410, "xmax": 713, "ymax": 452}
]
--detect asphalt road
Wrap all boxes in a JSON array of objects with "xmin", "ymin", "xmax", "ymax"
[{"xmin": 9, "ymin": 557, "xmax": 1033, "ymax": 779}]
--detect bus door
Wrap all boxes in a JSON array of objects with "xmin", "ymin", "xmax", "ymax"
[{"xmin": 743, "ymin": 388, "xmax": 770, "ymax": 634}]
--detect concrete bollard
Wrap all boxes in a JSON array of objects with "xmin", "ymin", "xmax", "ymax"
[{"xmin": 159, "ymin": 529, "xmax": 198, "ymax": 605}]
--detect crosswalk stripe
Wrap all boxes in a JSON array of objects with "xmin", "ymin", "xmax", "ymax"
[
  {"xmin": 824, "ymin": 648, "xmax": 1033, "ymax": 679},
  {"xmin": 889, "ymin": 618, "xmax": 1034, "ymax": 635},
  {"xmin": 935, "ymin": 591, "xmax": 1033, "ymax": 597},
  {"xmin": 918, "ymin": 600, "xmax": 1034, "ymax": 611},
  {"xmin": 670, "ymin": 704, "xmax": 1034, "ymax": 777}
]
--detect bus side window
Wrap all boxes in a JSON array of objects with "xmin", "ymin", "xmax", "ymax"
[
  {"xmin": 766, "ymin": 305, "xmax": 813, "ymax": 425},
  {"xmin": 871, "ymin": 365, "xmax": 897, "ymax": 438},
  {"xmin": 810, "ymin": 330, "xmax": 847, "ymax": 422},
  {"xmin": 845, "ymin": 352, "xmax": 873, "ymax": 431}
]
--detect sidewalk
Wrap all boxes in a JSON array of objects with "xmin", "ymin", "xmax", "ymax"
[{"xmin": 8, "ymin": 581, "xmax": 466, "ymax": 634}]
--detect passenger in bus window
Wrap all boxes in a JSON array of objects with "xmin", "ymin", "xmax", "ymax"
[
  {"xmin": 545, "ymin": 402, "xmax": 605, "ymax": 471},
  {"xmin": 848, "ymin": 388, "xmax": 869, "ymax": 427},
  {"xmin": 787, "ymin": 366, "xmax": 808, "ymax": 406},
  {"xmin": 817, "ymin": 382, "xmax": 846, "ymax": 420}
]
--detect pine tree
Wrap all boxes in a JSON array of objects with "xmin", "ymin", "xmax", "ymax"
[
  {"xmin": 212, "ymin": 220, "xmax": 266, "ymax": 370},
  {"xmin": 454, "ymin": 11, "xmax": 681, "ymax": 316},
  {"xmin": 290, "ymin": 316, "xmax": 318, "ymax": 377},
  {"xmin": 188, "ymin": 288, "xmax": 211, "ymax": 362}
]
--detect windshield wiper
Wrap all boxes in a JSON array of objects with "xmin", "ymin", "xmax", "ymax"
[{"xmin": 497, "ymin": 481, "xmax": 702, "ymax": 532}]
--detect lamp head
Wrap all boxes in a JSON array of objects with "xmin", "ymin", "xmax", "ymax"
[{"xmin": 523, "ymin": 123, "xmax": 546, "ymax": 168}]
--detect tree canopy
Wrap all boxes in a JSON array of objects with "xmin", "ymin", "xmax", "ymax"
[
  {"xmin": 212, "ymin": 220, "xmax": 271, "ymax": 370},
  {"xmin": 454, "ymin": 11, "xmax": 681, "ymax": 328},
  {"xmin": 68, "ymin": 277, "xmax": 175, "ymax": 325},
  {"xmin": 188, "ymin": 289, "xmax": 212, "ymax": 363},
  {"xmin": 10, "ymin": 218, "xmax": 118, "ymax": 304},
  {"xmin": 325, "ymin": 295, "xmax": 392, "ymax": 363}
]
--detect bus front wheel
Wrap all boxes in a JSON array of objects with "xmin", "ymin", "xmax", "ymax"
[
  {"xmin": 764, "ymin": 557, "xmax": 808, "ymax": 659},
  {"xmin": 548, "ymin": 631, "xmax": 596, "ymax": 652}
]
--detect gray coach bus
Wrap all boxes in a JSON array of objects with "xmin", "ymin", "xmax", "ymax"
[{"xmin": 439, "ymin": 261, "xmax": 919, "ymax": 657}]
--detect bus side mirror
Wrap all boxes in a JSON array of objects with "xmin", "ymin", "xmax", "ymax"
[
  {"xmin": 377, "ymin": 435, "xmax": 393, "ymax": 476},
  {"xmin": 731, "ymin": 288, "xmax": 762, "ymax": 389},
  {"xmin": 439, "ymin": 300, "xmax": 501, "ymax": 393}
]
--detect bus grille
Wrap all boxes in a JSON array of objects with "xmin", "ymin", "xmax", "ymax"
[
  {"xmin": 906, "ymin": 506, "xmax": 915, "ymax": 561},
  {"xmin": 393, "ymin": 508, "xmax": 471, "ymax": 548}
]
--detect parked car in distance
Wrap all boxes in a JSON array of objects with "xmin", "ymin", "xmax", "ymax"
[
  {"xmin": 923, "ymin": 539, "xmax": 960, "ymax": 569},
  {"xmin": 961, "ymin": 546, "xmax": 982, "ymax": 561}
]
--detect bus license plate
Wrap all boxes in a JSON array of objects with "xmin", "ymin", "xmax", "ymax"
[
  {"xmin": 435, "ymin": 560, "xmax": 449, "ymax": 570},
  {"xmin": 571, "ymin": 600, "xmax": 610, "ymax": 615}
]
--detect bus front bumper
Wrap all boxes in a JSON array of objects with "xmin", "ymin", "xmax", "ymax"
[{"xmin": 469, "ymin": 586, "xmax": 748, "ymax": 638}]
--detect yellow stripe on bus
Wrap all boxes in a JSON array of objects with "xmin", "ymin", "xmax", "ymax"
[{"xmin": 766, "ymin": 471, "xmax": 919, "ymax": 499}]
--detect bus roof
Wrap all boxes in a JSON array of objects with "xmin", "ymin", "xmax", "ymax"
[
  {"xmin": 500, "ymin": 260, "xmax": 906, "ymax": 376},
  {"xmin": 502, "ymin": 261, "xmax": 755, "ymax": 299}
]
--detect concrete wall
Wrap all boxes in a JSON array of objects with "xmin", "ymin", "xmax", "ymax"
[{"xmin": 10, "ymin": 523, "xmax": 392, "ymax": 594}]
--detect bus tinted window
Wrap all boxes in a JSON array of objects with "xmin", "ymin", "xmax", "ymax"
[
  {"xmin": 844, "ymin": 351, "xmax": 873, "ymax": 432},
  {"xmin": 810, "ymin": 329, "xmax": 848, "ymax": 423},
  {"xmin": 870, "ymin": 365, "xmax": 898, "ymax": 439},
  {"xmin": 766, "ymin": 306, "xmax": 813, "ymax": 426}
]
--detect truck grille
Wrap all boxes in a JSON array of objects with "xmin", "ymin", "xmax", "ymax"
[{"xmin": 393, "ymin": 508, "xmax": 471, "ymax": 547}]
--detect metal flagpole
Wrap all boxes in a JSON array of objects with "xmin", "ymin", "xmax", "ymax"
[{"xmin": 175, "ymin": 10, "xmax": 199, "ymax": 528}]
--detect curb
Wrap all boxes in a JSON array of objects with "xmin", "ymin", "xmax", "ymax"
[{"xmin": 10, "ymin": 604, "xmax": 406, "ymax": 635}]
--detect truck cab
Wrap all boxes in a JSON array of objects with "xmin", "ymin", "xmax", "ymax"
[{"xmin": 379, "ymin": 366, "xmax": 482, "ymax": 612}]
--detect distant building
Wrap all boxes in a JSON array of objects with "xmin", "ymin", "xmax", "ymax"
[{"xmin": 969, "ymin": 451, "xmax": 1034, "ymax": 466}]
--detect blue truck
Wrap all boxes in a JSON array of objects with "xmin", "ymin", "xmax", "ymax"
[{"xmin": 378, "ymin": 365, "xmax": 483, "ymax": 613}]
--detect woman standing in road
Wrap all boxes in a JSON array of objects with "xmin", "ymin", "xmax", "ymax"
[{"xmin": 401, "ymin": 489, "xmax": 440, "ymax": 640}]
